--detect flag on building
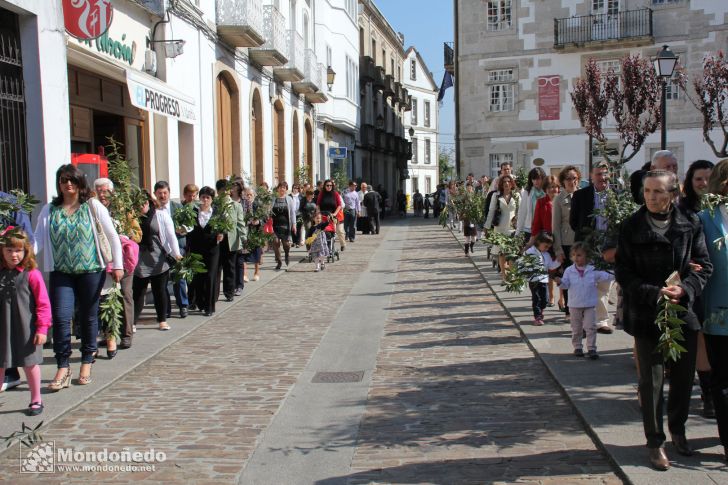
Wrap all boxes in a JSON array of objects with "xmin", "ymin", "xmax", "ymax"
[{"xmin": 437, "ymin": 71, "xmax": 453, "ymax": 103}]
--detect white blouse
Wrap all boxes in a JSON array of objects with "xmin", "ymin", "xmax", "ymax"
[{"xmin": 198, "ymin": 208, "xmax": 213, "ymax": 228}]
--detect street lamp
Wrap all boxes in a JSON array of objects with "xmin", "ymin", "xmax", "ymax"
[
  {"xmin": 408, "ymin": 127, "xmax": 414, "ymax": 138},
  {"xmin": 653, "ymin": 45, "xmax": 678, "ymax": 150},
  {"xmin": 327, "ymin": 66, "xmax": 336, "ymax": 92}
]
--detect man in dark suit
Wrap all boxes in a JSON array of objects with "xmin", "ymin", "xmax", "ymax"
[
  {"xmin": 569, "ymin": 162, "xmax": 614, "ymax": 333},
  {"xmin": 363, "ymin": 188, "xmax": 382, "ymax": 235}
]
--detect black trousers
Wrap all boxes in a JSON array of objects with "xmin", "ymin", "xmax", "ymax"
[
  {"xmin": 192, "ymin": 245, "xmax": 220, "ymax": 313},
  {"xmin": 529, "ymin": 281, "xmax": 547, "ymax": 319},
  {"xmin": 369, "ymin": 213, "xmax": 380, "ymax": 234},
  {"xmin": 704, "ymin": 333, "xmax": 728, "ymax": 448},
  {"xmin": 217, "ymin": 240, "xmax": 237, "ymax": 299},
  {"xmin": 634, "ymin": 327, "xmax": 698, "ymax": 448},
  {"xmin": 132, "ymin": 271, "xmax": 170, "ymax": 323}
]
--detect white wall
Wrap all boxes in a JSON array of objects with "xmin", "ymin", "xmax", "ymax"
[{"xmin": 2, "ymin": 0, "xmax": 70, "ymax": 202}]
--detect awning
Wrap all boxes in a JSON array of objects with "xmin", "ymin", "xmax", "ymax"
[{"xmin": 126, "ymin": 70, "xmax": 197, "ymax": 124}]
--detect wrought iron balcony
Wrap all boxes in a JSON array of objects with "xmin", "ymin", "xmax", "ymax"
[
  {"xmin": 304, "ymin": 64, "xmax": 328, "ymax": 103},
  {"xmin": 394, "ymin": 81, "xmax": 403, "ymax": 104},
  {"xmin": 274, "ymin": 29, "xmax": 304, "ymax": 82},
  {"xmin": 249, "ymin": 4, "xmax": 287, "ymax": 67},
  {"xmin": 372, "ymin": 66, "xmax": 385, "ymax": 91},
  {"xmin": 383, "ymin": 74, "xmax": 395, "ymax": 98},
  {"xmin": 444, "ymin": 42, "xmax": 454, "ymax": 74},
  {"xmin": 292, "ymin": 49, "xmax": 320, "ymax": 94},
  {"xmin": 216, "ymin": 0, "xmax": 265, "ymax": 48},
  {"xmin": 554, "ymin": 8, "xmax": 653, "ymax": 49},
  {"xmin": 360, "ymin": 56, "xmax": 376, "ymax": 83}
]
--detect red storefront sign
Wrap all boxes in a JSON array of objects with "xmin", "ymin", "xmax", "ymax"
[
  {"xmin": 538, "ymin": 75, "xmax": 560, "ymax": 121},
  {"xmin": 63, "ymin": 0, "xmax": 114, "ymax": 41}
]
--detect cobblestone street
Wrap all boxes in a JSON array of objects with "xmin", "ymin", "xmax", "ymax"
[{"xmin": 0, "ymin": 218, "xmax": 620, "ymax": 484}]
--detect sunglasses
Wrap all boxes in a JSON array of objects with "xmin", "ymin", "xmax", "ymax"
[
  {"xmin": 325, "ymin": 184, "xmax": 333, "ymax": 187},
  {"xmin": 59, "ymin": 176, "xmax": 78, "ymax": 184}
]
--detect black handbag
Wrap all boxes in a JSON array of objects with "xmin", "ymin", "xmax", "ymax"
[{"xmin": 490, "ymin": 195, "xmax": 502, "ymax": 228}]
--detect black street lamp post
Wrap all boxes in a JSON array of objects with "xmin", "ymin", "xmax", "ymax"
[{"xmin": 653, "ymin": 45, "xmax": 678, "ymax": 150}]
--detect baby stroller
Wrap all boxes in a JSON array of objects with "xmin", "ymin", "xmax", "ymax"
[
  {"xmin": 321, "ymin": 212, "xmax": 340, "ymax": 264},
  {"xmin": 307, "ymin": 213, "xmax": 340, "ymax": 264}
]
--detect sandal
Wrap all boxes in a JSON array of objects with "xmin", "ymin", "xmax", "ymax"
[
  {"xmin": 47, "ymin": 369, "xmax": 72, "ymax": 392},
  {"xmin": 27, "ymin": 402, "xmax": 44, "ymax": 416},
  {"xmin": 159, "ymin": 322, "xmax": 171, "ymax": 331}
]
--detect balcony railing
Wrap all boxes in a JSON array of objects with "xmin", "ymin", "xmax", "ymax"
[
  {"xmin": 383, "ymin": 74, "xmax": 395, "ymax": 98},
  {"xmin": 249, "ymin": 4, "xmax": 287, "ymax": 66},
  {"xmin": 360, "ymin": 56, "xmax": 376, "ymax": 83},
  {"xmin": 274, "ymin": 29, "xmax": 304, "ymax": 81},
  {"xmin": 444, "ymin": 42, "xmax": 454, "ymax": 74},
  {"xmin": 372, "ymin": 66, "xmax": 385, "ymax": 90},
  {"xmin": 216, "ymin": 0, "xmax": 265, "ymax": 48},
  {"xmin": 554, "ymin": 8, "xmax": 653, "ymax": 48},
  {"xmin": 292, "ymin": 49, "xmax": 320, "ymax": 94}
]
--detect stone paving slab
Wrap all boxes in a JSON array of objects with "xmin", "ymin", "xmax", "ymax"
[
  {"xmin": 0, "ymin": 235, "xmax": 382, "ymax": 482},
  {"xmin": 320, "ymin": 219, "xmax": 620, "ymax": 485},
  {"xmin": 453, "ymin": 227, "xmax": 728, "ymax": 485}
]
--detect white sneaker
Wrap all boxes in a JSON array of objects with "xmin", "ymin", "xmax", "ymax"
[
  {"xmin": 133, "ymin": 325, "xmax": 137, "ymax": 333},
  {"xmin": 315, "ymin": 264, "xmax": 320, "ymax": 272},
  {"xmin": 1, "ymin": 376, "xmax": 22, "ymax": 392}
]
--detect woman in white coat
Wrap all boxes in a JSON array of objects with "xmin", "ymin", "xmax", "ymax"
[{"xmin": 484, "ymin": 174, "xmax": 518, "ymax": 280}]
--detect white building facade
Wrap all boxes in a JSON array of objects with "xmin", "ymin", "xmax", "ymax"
[
  {"xmin": 403, "ymin": 47, "xmax": 438, "ymax": 196},
  {"xmin": 314, "ymin": 0, "xmax": 359, "ymax": 182},
  {"xmin": 454, "ymin": 0, "xmax": 728, "ymax": 179},
  {"xmin": 1, "ymin": 0, "xmax": 330, "ymax": 203}
]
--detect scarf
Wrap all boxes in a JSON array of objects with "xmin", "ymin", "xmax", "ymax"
[
  {"xmin": 530, "ymin": 188, "xmax": 545, "ymax": 212},
  {"xmin": 139, "ymin": 206, "xmax": 156, "ymax": 251}
]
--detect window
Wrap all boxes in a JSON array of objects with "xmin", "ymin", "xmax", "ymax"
[
  {"xmin": 371, "ymin": 38, "xmax": 376, "ymax": 61},
  {"xmin": 411, "ymin": 137, "xmax": 418, "ymax": 163},
  {"xmin": 326, "ymin": 45, "xmax": 332, "ymax": 68},
  {"xmin": 652, "ymin": 0, "xmax": 681, "ymax": 4},
  {"xmin": 411, "ymin": 177, "xmax": 419, "ymax": 193},
  {"xmin": 391, "ymin": 58, "xmax": 394, "ymax": 77},
  {"xmin": 424, "ymin": 139, "xmax": 431, "ymax": 164},
  {"xmin": 345, "ymin": 56, "xmax": 357, "ymax": 101},
  {"xmin": 487, "ymin": 1, "xmax": 512, "ymax": 31},
  {"xmin": 425, "ymin": 177, "xmax": 432, "ymax": 194},
  {"xmin": 595, "ymin": 59, "xmax": 620, "ymax": 75},
  {"xmin": 488, "ymin": 69, "xmax": 516, "ymax": 112},
  {"xmin": 397, "ymin": 66, "xmax": 401, "ymax": 82},
  {"xmin": 410, "ymin": 59, "xmax": 417, "ymax": 80},
  {"xmin": 666, "ymin": 73, "xmax": 681, "ymax": 100},
  {"xmin": 382, "ymin": 49, "xmax": 386, "ymax": 70},
  {"xmin": 345, "ymin": 0, "xmax": 357, "ymax": 18},
  {"xmin": 489, "ymin": 153, "xmax": 513, "ymax": 178},
  {"xmin": 424, "ymin": 101, "xmax": 431, "ymax": 127},
  {"xmin": 592, "ymin": 0, "xmax": 619, "ymax": 14},
  {"xmin": 411, "ymin": 98, "xmax": 418, "ymax": 125}
]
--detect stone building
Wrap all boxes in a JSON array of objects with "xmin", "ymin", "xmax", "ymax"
[
  {"xmin": 403, "ymin": 47, "xmax": 439, "ymax": 197},
  {"xmin": 453, "ymin": 0, "xmax": 728, "ymax": 179},
  {"xmin": 357, "ymin": 0, "xmax": 412, "ymax": 206}
]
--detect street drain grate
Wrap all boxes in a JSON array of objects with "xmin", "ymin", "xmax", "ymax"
[{"xmin": 312, "ymin": 371, "xmax": 365, "ymax": 383}]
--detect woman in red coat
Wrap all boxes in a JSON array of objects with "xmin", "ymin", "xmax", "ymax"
[{"xmin": 529, "ymin": 175, "xmax": 561, "ymax": 306}]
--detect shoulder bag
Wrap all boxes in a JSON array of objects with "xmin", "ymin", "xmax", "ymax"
[{"xmin": 89, "ymin": 200, "xmax": 113, "ymax": 264}]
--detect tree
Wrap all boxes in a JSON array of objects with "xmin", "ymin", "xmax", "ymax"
[
  {"xmin": 682, "ymin": 52, "xmax": 728, "ymax": 158},
  {"xmin": 438, "ymin": 148, "xmax": 455, "ymax": 181},
  {"xmin": 571, "ymin": 55, "xmax": 661, "ymax": 170}
]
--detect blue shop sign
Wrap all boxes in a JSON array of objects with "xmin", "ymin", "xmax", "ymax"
[{"xmin": 328, "ymin": 147, "xmax": 348, "ymax": 159}]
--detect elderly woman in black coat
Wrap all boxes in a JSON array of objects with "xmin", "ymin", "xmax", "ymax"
[{"xmin": 615, "ymin": 170, "xmax": 712, "ymax": 471}]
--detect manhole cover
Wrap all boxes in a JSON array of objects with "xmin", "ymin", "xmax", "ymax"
[{"xmin": 312, "ymin": 371, "xmax": 365, "ymax": 383}]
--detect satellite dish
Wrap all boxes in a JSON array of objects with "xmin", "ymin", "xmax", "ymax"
[{"xmin": 533, "ymin": 158, "xmax": 545, "ymax": 166}]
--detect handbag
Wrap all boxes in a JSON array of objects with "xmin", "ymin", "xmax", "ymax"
[
  {"xmin": 491, "ymin": 197, "xmax": 502, "ymax": 228},
  {"xmin": 89, "ymin": 200, "xmax": 113, "ymax": 264},
  {"xmin": 263, "ymin": 218, "xmax": 274, "ymax": 234},
  {"xmin": 335, "ymin": 210, "xmax": 344, "ymax": 223}
]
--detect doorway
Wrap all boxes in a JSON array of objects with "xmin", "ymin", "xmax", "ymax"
[{"xmin": 273, "ymin": 100, "xmax": 285, "ymax": 184}]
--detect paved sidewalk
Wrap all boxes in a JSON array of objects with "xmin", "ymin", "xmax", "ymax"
[
  {"xmin": 323, "ymin": 219, "xmax": 620, "ymax": 484},
  {"xmin": 453, "ymin": 228, "xmax": 728, "ymax": 485}
]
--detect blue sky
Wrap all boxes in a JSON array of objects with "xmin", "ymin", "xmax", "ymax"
[{"xmin": 375, "ymin": 0, "xmax": 455, "ymax": 154}]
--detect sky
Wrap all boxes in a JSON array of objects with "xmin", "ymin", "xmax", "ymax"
[{"xmin": 375, "ymin": 0, "xmax": 455, "ymax": 155}]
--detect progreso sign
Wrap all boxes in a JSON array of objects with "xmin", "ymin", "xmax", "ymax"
[{"xmin": 127, "ymin": 71, "xmax": 197, "ymax": 124}]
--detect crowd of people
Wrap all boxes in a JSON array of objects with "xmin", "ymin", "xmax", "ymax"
[
  {"xmin": 0, "ymin": 164, "xmax": 386, "ymax": 417},
  {"xmin": 440, "ymin": 152, "xmax": 728, "ymax": 470}
]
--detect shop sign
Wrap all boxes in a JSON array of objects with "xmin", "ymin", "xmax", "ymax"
[
  {"xmin": 328, "ymin": 147, "xmax": 348, "ymax": 159},
  {"xmin": 63, "ymin": 0, "xmax": 114, "ymax": 40},
  {"xmin": 538, "ymin": 75, "xmax": 560, "ymax": 121},
  {"xmin": 126, "ymin": 71, "xmax": 197, "ymax": 124},
  {"xmin": 78, "ymin": 32, "xmax": 137, "ymax": 66}
]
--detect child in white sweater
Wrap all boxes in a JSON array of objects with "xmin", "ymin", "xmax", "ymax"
[{"xmin": 556, "ymin": 242, "xmax": 614, "ymax": 359}]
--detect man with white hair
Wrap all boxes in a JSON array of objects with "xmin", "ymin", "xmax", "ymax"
[{"xmin": 651, "ymin": 150, "xmax": 679, "ymax": 175}]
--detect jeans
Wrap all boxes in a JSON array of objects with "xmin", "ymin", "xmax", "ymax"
[
  {"xmin": 50, "ymin": 270, "xmax": 106, "ymax": 368},
  {"xmin": 704, "ymin": 334, "xmax": 728, "ymax": 448},
  {"xmin": 529, "ymin": 281, "xmax": 547, "ymax": 319},
  {"xmin": 133, "ymin": 271, "xmax": 170, "ymax": 323},
  {"xmin": 344, "ymin": 210, "xmax": 357, "ymax": 241},
  {"xmin": 635, "ymin": 327, "xmax": 698, "ymax": 448}
]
